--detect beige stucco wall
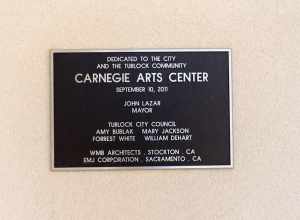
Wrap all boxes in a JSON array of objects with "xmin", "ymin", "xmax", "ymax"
[{"xmin": 1, "ymin": 1, "xmax": 299, "ymax": 219}]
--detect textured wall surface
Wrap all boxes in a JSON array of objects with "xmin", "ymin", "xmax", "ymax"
[{"xmin": 0, "ymin": 1, "xmax": 299, "ymax": 219}]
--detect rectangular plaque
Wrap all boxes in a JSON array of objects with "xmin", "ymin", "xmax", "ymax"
[{"xmin": 51, "ymin": 49, "xmax": 232, "ymax": 170}]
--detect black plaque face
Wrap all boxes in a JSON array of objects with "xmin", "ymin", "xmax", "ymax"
[{"xmin": 51, "ymin": 49, "xmax": 232, "ymax": 170}]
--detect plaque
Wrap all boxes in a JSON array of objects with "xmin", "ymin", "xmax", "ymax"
[{"xmin": 51, "ymin": 49, "xmax": 232, "ymax": 170}]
